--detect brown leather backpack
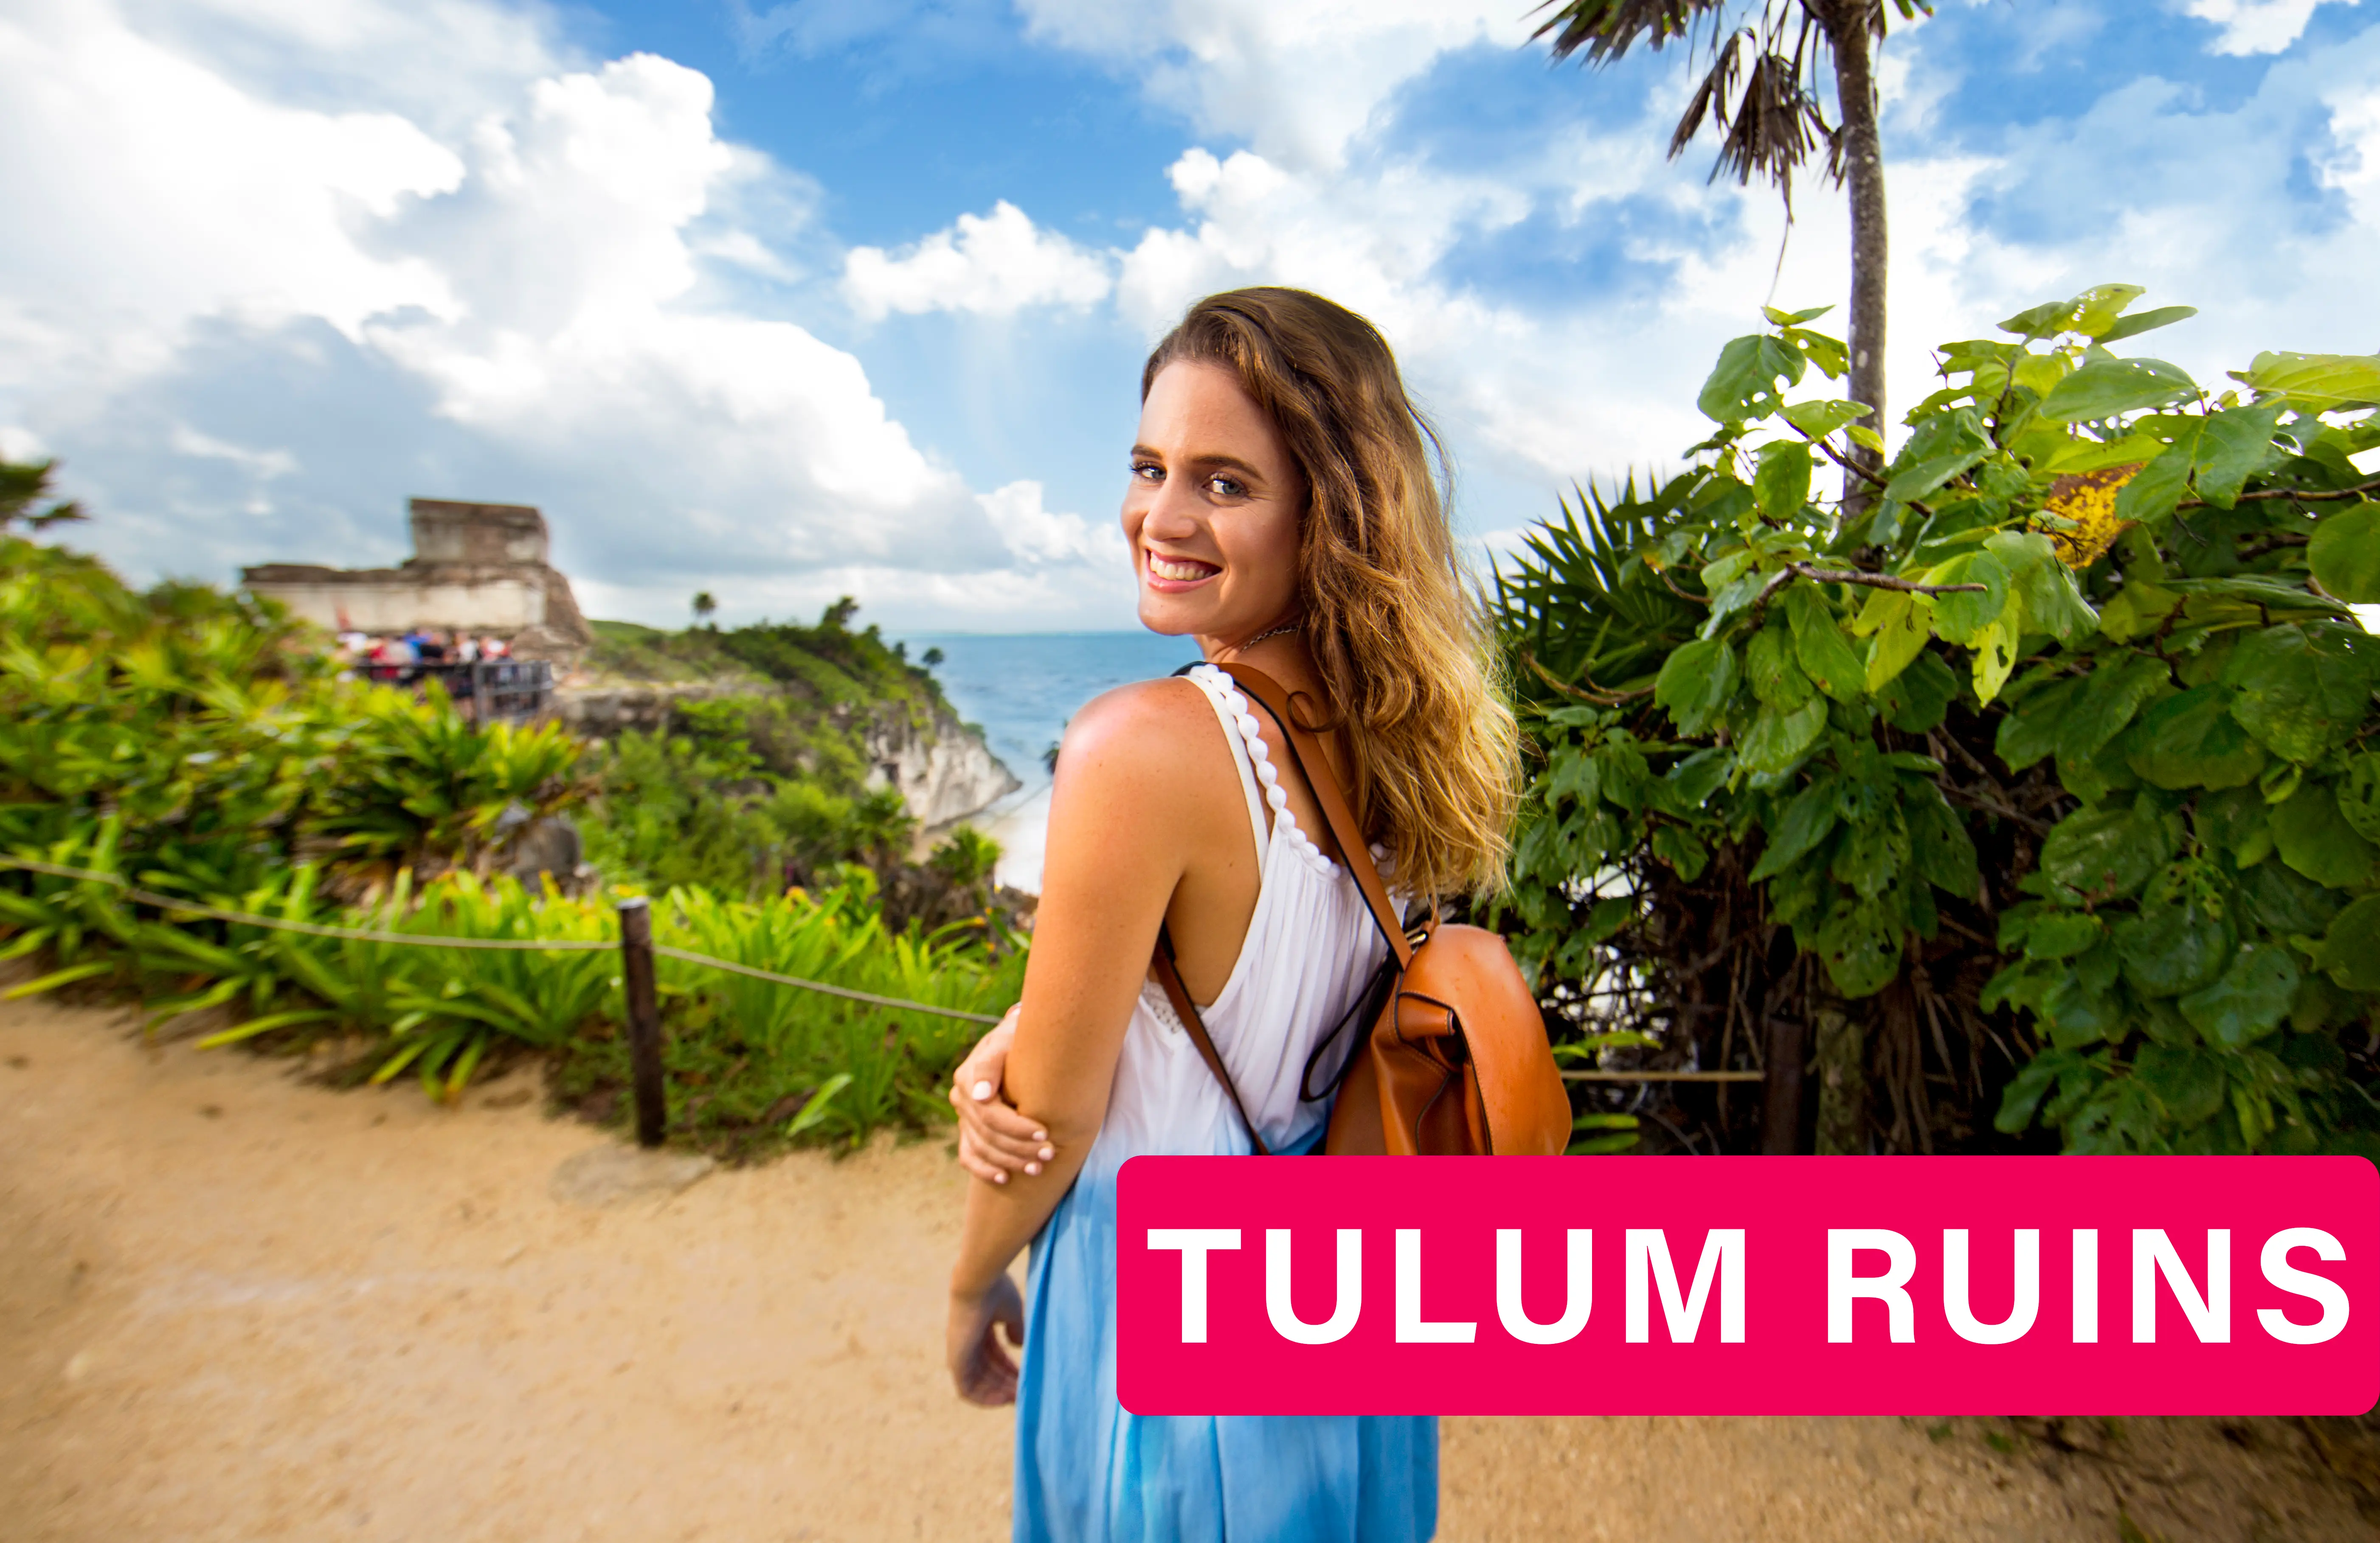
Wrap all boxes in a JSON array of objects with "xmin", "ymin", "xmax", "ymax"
[{"xmin": 1149, "ymin": 663, "xmax": 1572, "ymax": 1157}]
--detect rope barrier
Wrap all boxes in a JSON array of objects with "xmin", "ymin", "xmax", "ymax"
[{"xmin": 0, "ymin": 854, "xmax": 1002, "ymax": 1024}]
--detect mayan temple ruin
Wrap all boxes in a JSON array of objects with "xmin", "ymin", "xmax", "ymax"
[{"xmin": 242, "ymin": 498, "xmax": 592, "ymax": 659}]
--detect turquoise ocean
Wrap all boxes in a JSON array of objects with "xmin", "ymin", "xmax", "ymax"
[{"xmin": 895, "ymin": 631, "xmax": 1203, "ymax": 891}]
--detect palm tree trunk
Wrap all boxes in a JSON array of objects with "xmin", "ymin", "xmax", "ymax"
[{"xmin": 1826, "ymin": 3, "xmax": 1889, "ymax": 510}]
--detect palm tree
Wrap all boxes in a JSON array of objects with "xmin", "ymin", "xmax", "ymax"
[
  {"xmin": 1533, "ymin": 1, "xmax": 1932, "ymax": 492},
  {"xmin": 690, "ymin": 590, "xmax": 717, "ymax": 627}
]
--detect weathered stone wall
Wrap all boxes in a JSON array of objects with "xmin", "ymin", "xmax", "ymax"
[
  {"xmin": 240, "ymin": 570, "xmax": 549, "ymax": 634},
  {"xmin": 241, "ymin": 497, "xmax": 589, "ymax": 649}
]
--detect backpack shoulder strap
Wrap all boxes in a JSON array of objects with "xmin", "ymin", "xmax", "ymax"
[
  {"xmin": 1151, "ymin": 925, "xmax": 1269, "ymax": 1156},
  {"xmin": 1212, "ymin": 662, "xmax": 1414, "ymax": 970}
]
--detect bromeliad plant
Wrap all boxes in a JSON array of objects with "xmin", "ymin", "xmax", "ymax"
[{"xmin": 1498, "ymin": 286, "xmax": 2380, "ymax": 1157}]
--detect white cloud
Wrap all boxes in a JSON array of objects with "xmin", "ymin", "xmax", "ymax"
[
  {"xmin": 0, "ymin": 0, "xmax": 1152, "ymax": 630},
  {"xmin": 2180, "ymin": 0, "xmax": 2361, "ymax": 55},
  {"xmin": 978, "ymin": 478, "xmax": 1124, "ymax": 568},
  {"xmin": 844, "ymin": 200, "xmax": 1113, "ymax": 320},
  {"xmin": 1018, "ymin": 0, "xmax": 1530, "ymax": 171}
]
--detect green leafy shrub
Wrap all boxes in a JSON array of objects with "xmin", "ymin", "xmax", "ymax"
[{"xmin": 1497, "ymin": 289, "xmax": 2380, "ymax": 1157}]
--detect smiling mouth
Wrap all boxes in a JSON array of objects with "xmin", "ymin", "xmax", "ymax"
[{"xmin": 1145, "ymin": 551, "xmax": 1220, "ymax": 583}]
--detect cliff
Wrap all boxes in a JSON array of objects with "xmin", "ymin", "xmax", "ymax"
[{"xmin": 560, "ymin": 614, "xmax": 1018, "ymax": 829}]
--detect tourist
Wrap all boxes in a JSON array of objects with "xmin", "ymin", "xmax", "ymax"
[{"xmin": 942, "ymin": 289, "xmax": 1519, "ymax": 1542}]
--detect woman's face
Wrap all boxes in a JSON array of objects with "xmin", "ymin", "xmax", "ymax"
[{"xmin": 1124, "ymin": 360, "xmax": 1306, "ymax": 647}]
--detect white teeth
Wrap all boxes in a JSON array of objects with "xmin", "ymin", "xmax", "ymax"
[{"xmin": 1148, "ymin": 555, "xmax": 1215, "ymax": 582}]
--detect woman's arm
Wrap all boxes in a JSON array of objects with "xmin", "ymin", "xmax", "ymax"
[{"xmin": 947, "ymin": 681, "xmax": 1239, "ymax": 1400}]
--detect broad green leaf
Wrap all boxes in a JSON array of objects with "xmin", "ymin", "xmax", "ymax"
[
  {"xmin": 1663, "ymin": 746, "xmax": 1734, "ymax": 809},
  {"xmin": 2111, "ymin": 434, "xmax": 2197, "ymax": 526},
  {"xmin": 1831, "ymin": 812, "xmax": 1909, "ymax": 900},
  {"xmin": 1997, "ymin": 675, "xmax": 2081, "ymax": 771},
  {"xmin": 1885, "ymin": 449, "xmax": 1991, "ymax": 504},
  {"xmin": 2132, "ymin": 1044, "xmax": 2226, "ymax": 1127},
  {"xmin": 1785, "ymin": 327, "xmax": 1849, "ymax": 379},
  {"xmin": 1699, "ymin": 334, "xmax": 1806, "ymax": 422},
  {"xmin": 1779, "ymin": 399, "xmax": 1870, "ymax": 438},
  {"xmin": 1786, "ymin": 585, "xmax": 1865, "ymax": 703},
  {"xmin": 2042, "ymin": 436, "xmax": 2162, "ymax": 476},
  {"xmin": 2190, "ymin": 402, "xmax": 2286, "ymax": 510},
  {"xmin": 1997, "ymin": 1049, "xmax": 2081, "ymax": 1133},
  {"xmin": 1749, "ymin": 779, "xmax": 1840, "ymax": 884},
  {"xmin": 2315, "ymin": 896, "xmax": 2380, "ymax": 991},
  {"xmin": 1853, "ymin": 585, "xmax": 1908, "ymax": 638},
  {"xmin": 1650, "ymin": 824, "xmax": 1709, "ymax": 881},
  {"xmin": 1653, "ymin": 638, "xmax": 1739, "ymax": 736},
  {"xmin": 1846, "ymin": 424, "xmax": 1885, "ymax": 454},
  {"xmin": 1971, "ymin": 600, "xmax": 2023, "ymax": 705},
  {"xmin": 2096, "ymin": 306, "xmax": 2199, "ymax": 344},
  {"xmin": 2067, "ymin": 284, "xmax": 2148, "ymax": 338},
  {"xmin": 2000, "ymin": 298, "xmax": 2081, "ymax": 340},
  {"xmin": 1754, "ymin": 439, "xmax": 1814, "ymax": 517},
  {"xmin": 2308, "ymin": 500, "xmax": 2380, "ymax": 604},
  {"xmin": 1865, "ymin": 594, "xmax": 1933, "ymax": 693},
  {"xmin": 2178, "ymin": 943, "xmax": 2300, "ymax": 1048},
  {"xmin": 2039, "ymin": 358, "xmax": 2198, "ymax": 422},
  {"xmin": 1815, "ymin": 897, "xmax": 1903, "ymax": 998},
  {"xmin": 1764, "ymin": 303, "xmax": 1834, "ymax": 326},
  {"xmin": 2041, "ymin": 973, "xmax": 2123, "ymax": 1048},
  {"xmin": 1877, "ymin": 651, "xmax": 1959, "ymax": 733},
  {"xmin": 1746, "ymin": 624, "xmax": 1814, "ymax": 709},
  {"xmin": 2233, "ymin": 351, "xmax": 2380, "ymax": 411},
  {"xmin": 2114, "ymin": 903, "xmax": 2234, "ymax": 998},
  {"xmin": 1737, "ymin": 698, "xmax": 1827, "ymax": 773},
  {"xmin": 2338, "ymin": 752, "xmax": 2380, "ymax": 841},
  {"xmin": 1907, "ymin": 790, "xmax": 1980, "ymax": 899},
  {"xmin": 2270, "ymin": 784, "xmax": 2378, "ymax": 889},
  {"xmin": 1924, "ymin": 550, "xmax": 2011, "ymax": 644},
  {"xmin": 2039, "ymin": 802, "xmax": 2177, "ymax": 902},
  {"xmin": 2024, "ymin": 911, "xmax": 2104, "ymax": 961},
  {"xmin": 2011, "ymin": 352, "xmax": 2071, "ymax": 396},
  {"xmin": 2123, "ymin": 683, "xmax": 2266, "ymax": 790},
  {"xmin": 1986, "ymin": 526, "xmax": 2099, "ymax": 638},
  {"xmin": 2057, "ymin": 654, "xmax": 2172, "ymax": 763},
  {"xmin": 2221, "ymin": 621, "xmax": 2380, "ymax": 764}
]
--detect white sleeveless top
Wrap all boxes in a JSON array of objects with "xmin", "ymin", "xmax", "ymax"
[{"xmin": 1077, "ymin": 664, "xmax": 1390, "ymax": 1172}]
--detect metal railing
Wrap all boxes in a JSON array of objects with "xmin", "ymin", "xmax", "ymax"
[{"xmin": 352, "ymin": 659, "xmax": 554, "ymax": 720}]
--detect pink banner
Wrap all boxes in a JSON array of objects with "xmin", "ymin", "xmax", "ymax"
[{"xmin": 1114, "ymin": 1156, "xmax": 2378, "ymax": 1416}]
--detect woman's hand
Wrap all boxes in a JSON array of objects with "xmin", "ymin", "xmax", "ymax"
[
  {"xmin": 948, "ymin": 1273, "xmax": 1027, "ymax": 1406},
  {"xmin": 949, "ymin": 1005, "xmax": 1055, "ymax": 1183}
]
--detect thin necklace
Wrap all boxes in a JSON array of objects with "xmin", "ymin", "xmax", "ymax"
[{"xmin": 1241, "ymin": 620, "xmax": 1301, "ymax": 650}]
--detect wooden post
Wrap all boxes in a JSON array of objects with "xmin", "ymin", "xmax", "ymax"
[
  {"xmin": 618, "ymin": 897, "xmax": 665, "ymax": 1148},
  {"xmin": 1760, "ymin": 1015, "xmax": 1807, "ymax": 1155}
]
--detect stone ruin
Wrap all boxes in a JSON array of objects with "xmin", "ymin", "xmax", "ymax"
[{"xmin": 242, "ymin": 498, "xmax": 592, "ymax": 660}]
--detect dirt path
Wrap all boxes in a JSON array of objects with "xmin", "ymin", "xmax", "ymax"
[{"xmin": 3, "ymin": 1000, "xmax": 2372, "ymax": 1543}]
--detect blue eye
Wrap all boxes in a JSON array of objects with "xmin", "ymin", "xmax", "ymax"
[{"xmin": 1209, "ymin": 476, "xmax": 1245, "ymax": 497}]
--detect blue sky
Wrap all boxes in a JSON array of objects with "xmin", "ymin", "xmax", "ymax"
[{"xmin": 1, "ymin": 0, "xmax": 2376, "ymax": 632}]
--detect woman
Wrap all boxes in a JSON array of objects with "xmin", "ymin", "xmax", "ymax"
[{"xmin": 944, "ymin": 288, "xmax": 1519, "ymax": 1543}]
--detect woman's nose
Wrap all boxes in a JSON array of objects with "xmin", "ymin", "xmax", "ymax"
[{"xmin": 1139, "ymin": 478, "xmax": 1203, "ymax": 542}]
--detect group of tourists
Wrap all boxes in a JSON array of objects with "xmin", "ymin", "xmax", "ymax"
[{"xmin": 333, "ymin": 628, "xmax": 512, "ymax": 684}]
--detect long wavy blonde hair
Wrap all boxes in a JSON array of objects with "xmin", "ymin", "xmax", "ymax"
[{"xmin": 1142, "ymin": 287, "xmax": 1520, "ymax": 899}]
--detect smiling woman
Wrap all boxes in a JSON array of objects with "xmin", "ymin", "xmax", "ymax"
[{"xmin": 940, "ymin": 289, "xmax": 1520, "ymax": 1543}]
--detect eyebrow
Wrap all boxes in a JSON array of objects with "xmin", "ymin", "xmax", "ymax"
[{"xmin": 1130, "ymin": 445, "xmax": 1269, "ymax": 482}]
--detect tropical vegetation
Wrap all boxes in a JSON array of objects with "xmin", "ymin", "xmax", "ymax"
[
  {"xmin": 0, "ymin": 495, "xmax": 1021, "ymax": 1155},
  {"xmin": 1496, "ymin": 286, "xmax": 2380, "ymax": 1159}
]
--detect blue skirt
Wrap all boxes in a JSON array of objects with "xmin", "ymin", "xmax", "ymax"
[{"xmin": 1011, "ymin": 1127, "xmax": 1438, "ymax": 1543}]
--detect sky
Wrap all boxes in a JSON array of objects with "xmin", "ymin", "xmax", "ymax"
[{"xmin": 1, "ymin": 0, "xmax": 2376, "ymax": 633}]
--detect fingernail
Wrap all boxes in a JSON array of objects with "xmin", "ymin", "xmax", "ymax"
[
  {"xmin": 1032, "ymin": 1130, "xmax": 1047, "ymax": 1141},
  {"xmin": 972, "ymin": 1080, "xmax": 994, "ymax": 1100},
  {"xmin": 993, "ymin": 1172, "xmax": 1007, "ymax": 1184},
  {"xmin": 1024, "ymin": 1162, "xmax": 1041, "ymax": 1176},
  {"xmin": 1037, "ymin": 1145, "xmax": 1054, "ymax": 1161}
]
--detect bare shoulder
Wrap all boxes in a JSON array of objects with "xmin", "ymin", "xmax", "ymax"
[{"xmin": 1056, "ymin": 676, "xmax": 1216, "ymax": 781}]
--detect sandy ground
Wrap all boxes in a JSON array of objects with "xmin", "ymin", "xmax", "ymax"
[{"xmin": 3, "ymin": 998, "xmax": 2374, "ymax": 1543}]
